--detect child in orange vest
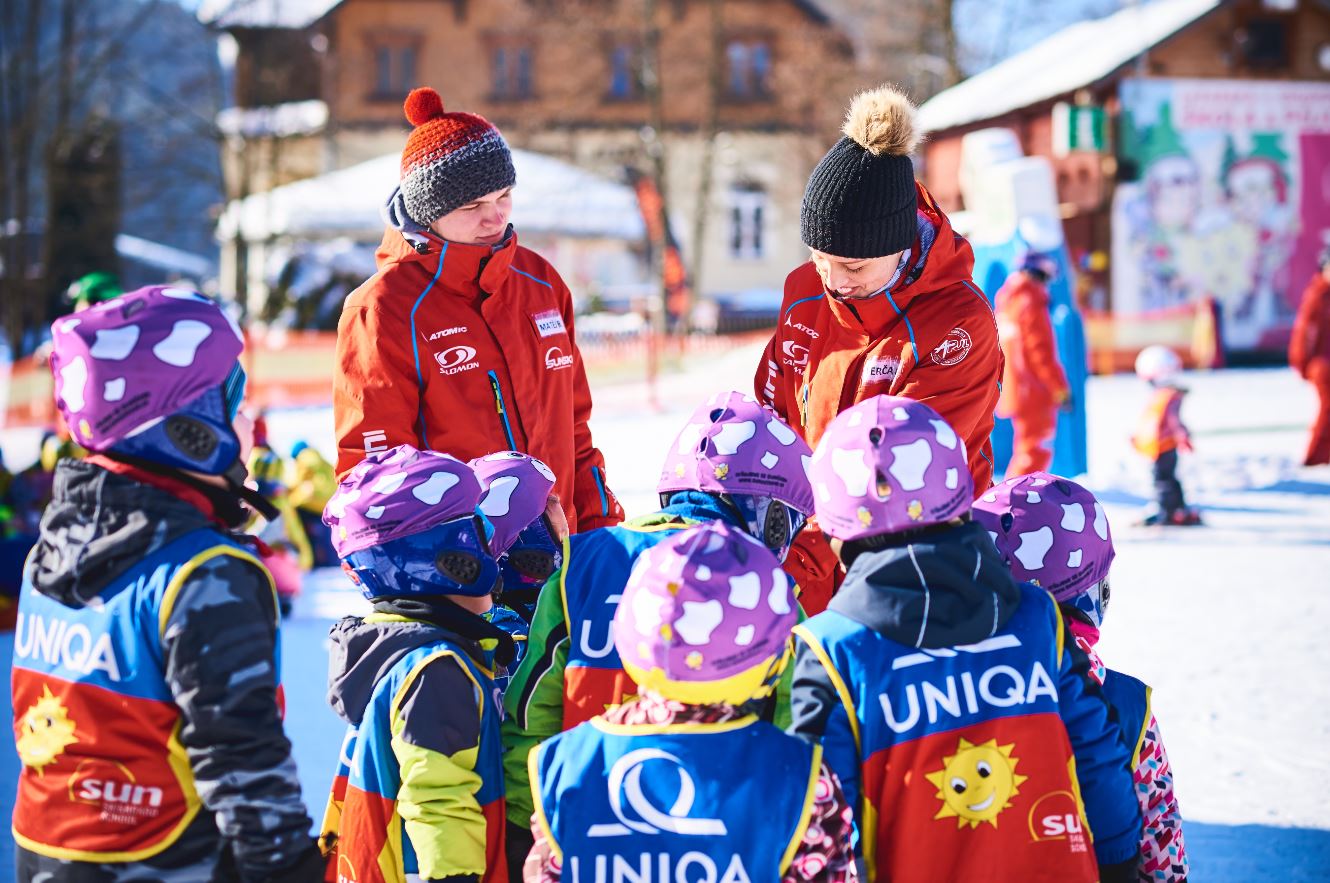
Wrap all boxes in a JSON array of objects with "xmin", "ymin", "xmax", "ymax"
[{"xmin": 1131, "ymin": 346, "xmax": 1201, "ymax": 526}]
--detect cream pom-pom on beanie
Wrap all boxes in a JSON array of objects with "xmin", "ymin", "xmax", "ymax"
[{"xmin": 800, "ymin": 84, "xmax": 922, "ymax": 259}]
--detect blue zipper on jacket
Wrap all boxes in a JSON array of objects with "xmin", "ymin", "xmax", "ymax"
[
  {"xmin": 591, "ymin": 466, "xmax": 609, "ymax": 517},
  {"xmin": 488, "ymin": 371, "xmax": 517, "ymax": 450}
]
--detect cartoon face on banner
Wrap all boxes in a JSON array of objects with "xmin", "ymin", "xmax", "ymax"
[{"xmin": 1111, "ymin": 78, "xmax": 1330, "ymax": 352}]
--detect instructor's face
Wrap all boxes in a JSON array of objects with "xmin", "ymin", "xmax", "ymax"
[
  {"xmin": 430, "ymin": 187, "xmax": 514, "ymax": 245},
  {"xmin": 810, "ymin": 249, "xmax": 903, "ymax": 299}
]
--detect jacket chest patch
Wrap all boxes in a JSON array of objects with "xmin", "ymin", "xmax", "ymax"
[
  {"xmin": 532, "ymin": 310, "xmax": 567, "ymax": 338},
  {"xmin": 861, "ymin": 356, "xmax": 901, "ymax": 387},
  {"xmin": 434, "ymin": 344, "xmax": 480, "ymax": 375}
]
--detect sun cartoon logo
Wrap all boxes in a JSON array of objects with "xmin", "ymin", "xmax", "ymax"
[
  {"xmin": 16, "ymin": 686, "xmax": 79, "ymax": 775},
  {"xmin": 856, "ymin": 506, "xmax": 874, "ymax": 527},
  {"xmin": 925, "ymin": 737, "xmax": 1027, "ymax": 829}
]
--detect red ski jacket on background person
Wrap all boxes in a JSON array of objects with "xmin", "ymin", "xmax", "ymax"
[
  {"xmin": 754, "ymin": 183, "xmax": 1003, "ymax": 613},
  {"xmin": 334, "ymin": 226, "xmax": 623, "ymax": 533},
  {"xmin": 1290, "ymin": 274, "xmax": 1330, "ymax": 375},
  {"xmin": 995, "ymin": 270, "xmax": 1068, "ymax": 427}
]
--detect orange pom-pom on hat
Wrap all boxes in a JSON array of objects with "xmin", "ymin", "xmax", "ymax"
[{"xmin": 399, "ymin": 87, "xmax": 515, "ymax": 228}]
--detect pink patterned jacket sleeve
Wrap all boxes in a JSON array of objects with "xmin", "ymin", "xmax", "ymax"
[{"xmin": 1074, "ymin": 636, "xmax": 1189, "ymax": 882}]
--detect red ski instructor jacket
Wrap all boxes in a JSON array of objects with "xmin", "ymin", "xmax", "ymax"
[
  {"xmin": 754, "ymin": 184, "xmax": 1003, "ymax": 612},
  {"xmin": 334, "ymin": 225, "xmax": 623, "ymax": 533}
]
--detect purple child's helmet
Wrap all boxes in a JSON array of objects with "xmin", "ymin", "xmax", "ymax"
[
  {"xmin": 657, "ymin": 391, "xmax": 814, "ymax": 561},
  {"xmin": 808, "ymin": 395, "xmax": 972, "ymax": 540},
  {"xmin": 614, "ymin": 522, "xmax": 797, "ymax": 706},
  {"xmin": 49, "ymin": 286, "xmax": 247, "ymax": 476},
  {"xmin": 972, "ymin": 471, "xmax": 1115, "ymax": 627},
  {"xmin": 470, "ymin": 451, "xmax": 563, "ymax": 592},
  {"xmin": 324, "ymin": 444, "xmax": 498, "ymax": 599}
]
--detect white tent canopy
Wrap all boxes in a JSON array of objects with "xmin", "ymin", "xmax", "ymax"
[
  {"xmin": 217, "ymin": 149, "xmax": 647, "ymax": 243},
  {"xmin": 918, "ymin": 0, "xmax": 1224, "ymax": 134}
]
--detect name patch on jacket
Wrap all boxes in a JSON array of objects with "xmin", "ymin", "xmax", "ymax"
[
  {"xmin": 862, "ymin": 356, "xmax": 900, "ymax": 387},
  {"xmin": 533, "ymin": 310, "xmax": 567, "ymax": 338}
]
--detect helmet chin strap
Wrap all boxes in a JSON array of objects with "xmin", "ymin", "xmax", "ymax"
[{"xmin": 103, "ymin": 451, "xmax": 279, "ymax": 527}]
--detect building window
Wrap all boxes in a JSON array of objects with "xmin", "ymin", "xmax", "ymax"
[
  {"xmin": 729, "ymin": 184, "xmax": 767, "ymax": 260},
  {"xmin": 608, "ymin": 44, "xmax": 641, "ymax": 100},
  {"xmin": 371, "ymin": 42, "xmax": 418, "ymax": 100},
  {"xmin": 726, "ymin": 39, "xmax": 772, "ymax": 100},
  {"xmin": 493, "ymin": 44, "xmax": 534, "ymax": 100}
]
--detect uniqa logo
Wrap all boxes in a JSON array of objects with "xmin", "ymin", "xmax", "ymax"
[
  {"xmin": 545, "ymin": 346, "xmax": 575, "ymax": 371},
  {"xmin": 587, "ymin": 748, "xmax": 727, "ymax": 837},
  {"xmin": 435, "ymin": 345, "xmax": 479, "ymax": 375}
]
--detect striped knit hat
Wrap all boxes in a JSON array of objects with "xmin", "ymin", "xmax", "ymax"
[{"xmin": 399, "ymin": 87, "xmax": 516, "ymax": 228}]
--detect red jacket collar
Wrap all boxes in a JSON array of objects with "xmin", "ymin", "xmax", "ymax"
[{"xmin": 375, "ymin": 227, "xmax": 519, "ymax": 298}]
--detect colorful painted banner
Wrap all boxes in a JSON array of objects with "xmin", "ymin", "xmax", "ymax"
[{"xmin": 1112, "ymin": 78, "xmax": 1330, "ymax": 351}]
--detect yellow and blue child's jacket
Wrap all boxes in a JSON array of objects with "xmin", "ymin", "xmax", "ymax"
[{"xmin": 321, "ymin": 607, "xmax": 508, "ymax": 883}]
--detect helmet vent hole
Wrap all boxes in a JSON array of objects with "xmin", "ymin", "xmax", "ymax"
[
  {"xmin": 709, "ymin": 408, "xmax": 724, "ymax": 422},
  {"xmin": 165, "ymin": 416, "xmax": 219, "ymax": 462},
  {"xmin": 437, "ymin": 551, "xmax": 480, "ymax": 585},
  {"xmin": 874, "ymin": 470, "xmax": 892, "ymax": 500},
  {"xmin": 868, "ymin": 427, "xmax": 884, "ymax": 446},
  {"xmin": 1053, "ymin": 479, "xmax": 1072, "ymax": 495},
  {"xmin": 1000, "ymin": 512, "xmax": 1015, "ymax": 532}
]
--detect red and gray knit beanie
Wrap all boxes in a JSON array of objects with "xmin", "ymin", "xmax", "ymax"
[{"xmin": 399, "ymin": 87, "xmax": 516, "ymax": 228}]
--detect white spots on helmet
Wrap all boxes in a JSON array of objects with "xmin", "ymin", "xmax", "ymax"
[
  {"xmin": 56, "ymin": 318, "xmax": 81, "ymax": 334},
  {"xmin": 532, "ymin": 458, "xmax": 556, "ymax": 482},
  {"xmin": 631, "ymin": 587, "xmax": 669, "ymax": 635},
  {"xmin": 765, "ymin": 418, "xmax": 798, "ymax": 446},
  {"xmin": 987, "ymin": 531, "xmax": 1000, "ymax": 548},
  {"xmin": 761, "ymin": 451, "xmax": 779, "ymax": 469},
  {"xmin": 370, "ymin": 471, "xmax": 409, "ymax": 496},
  {"xmin": 1012, "ymin": 526, "xmax": 1054, "ymax": 571},
  {"xmin": 816, "ymin": 482, "xmax": 831, "ymax": 503},
  {"xmin": 694, "ymin": 565, "xmax": 711, "ymax": 581},
  {"xmin": 365, "ymin": 505, "xmax": 386, "ymax": 520},
  {"xmin": 1060, "ymin": 503, "xmax": 1086, "ymax": 532},
  {"xmin": 1026, "ymin": 491, "xmax": 1041, "ymax": 504},
  {"xmin": 479, "ymin": 475, "xmax": 519, "ymax": 517},
  {"xmin": 676, "ymin": 600, "xmax": 724, "ymax": 645},
  {"xmin": 801, "ymin": 454, "xmax": 812, "ymax": 479},
  {"xmin": 945, "ymin": 468, "xmax": 959, "ymax": 490},
  {"xmin": 159, "ymin": 287, "xmax": 210, "ymax": 303},
  {"xmin": 728, "ymin": 572, "xmax": 761, "ymax": 610},
  {"xmin": 1030, "ymin": 477, "xmax": 1048, "ymax": 486},
  {"xmin": 888, "ymin": 438, "xmax": 933, "ymax": 491},
  {"xmin": 702, "ymin": 530, "xmax": 726, "ymax": 554},
  {"xmin": 930, "ymin": 419, "xmax": 958, "ymax": 449},
  {"xmin": 1092, "ymin": 502, "xmax": 1109, "ymax": 540},
  {"xmin": 90, "ymin": 325, "xmax": 140, "ymax": 361},
  {"xmin": 830, "ymin": 448, "xmax": 871, "ymax": 496},
  {"xmin": 892, "ymin": 406, "xmax": 910, "ymax": 422},
  {"xmin": 153, "ymin": 319, "xmax": 213, "ymax": 367},
  {"xmin": 712, "ymin": 421, "xmax": 756, "ymax": 455},
  {"xmin": 326, "ymin": 489, "xmax": 362, "ymax": 519},
  {"xmin": 981, "ymin": 491, "xmax": 999, "ymax": 503},
  {"xmin": 103, "ymin": 378, "xmax": 126, "ymax": 403},
  {"xmin": 739, "ymin": 394, "xmax": 758, "ymax": 403},
  {"xmin": 676, "ymin": 423, "xmax": 704, "ymax": 455},
  {"xmin": 847, "ymin": 410, "xmax": 864, "ymax": 427},
  {"xmin": 59, "ymin": 356, "xmax": 89, "ymax": 412},
  {"xmin": 413, "ymin": 471, "xmax": 460, "ymax": 505},
  {"xmin": 769, "ymin": 569, "xmax": 792, "ymax": 614},
  {"xmin": 735, "ymin": 625, "xmax": 756, "ymax": 646},
  {"xmin": 1067, "ymin": 549, "xmax": 1084, "ymax": 568}
]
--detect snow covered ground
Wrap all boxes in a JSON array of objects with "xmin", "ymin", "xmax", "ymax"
[{"xmin": 3, "ymin": 344, "xmax": 1329, "ymax": 877}]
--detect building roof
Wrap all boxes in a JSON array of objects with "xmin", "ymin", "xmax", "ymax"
[
  {"xmin": 217, "ymin": 149, "xmax": 646, "ymax": 242},
  {"xmin": 197, "ymin": 0, "xmax": 341, "ymax": 29},
  {"xmin": 917, "ymin": 0, "xmax": 1225, "ymax": 134}
]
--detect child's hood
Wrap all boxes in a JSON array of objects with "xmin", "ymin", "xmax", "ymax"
[
  {"xmin": 829, "ymin": 519, "xmax": 1024, "ymax": 649},
  {"xmin": 326, "ymin": 615, "xmax": 469, "ymax": 726}
]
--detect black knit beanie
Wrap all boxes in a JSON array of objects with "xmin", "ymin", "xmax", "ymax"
[{"xmin": 801, "ymin": 85, "xmax": 921, "ymax": 259}]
